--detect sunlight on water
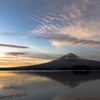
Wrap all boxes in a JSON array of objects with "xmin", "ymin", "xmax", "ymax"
[{"xmin": 0, "ymin": 71, "xmax": 100, "ymax": 100}]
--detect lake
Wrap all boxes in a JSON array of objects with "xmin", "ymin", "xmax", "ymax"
[{"xmin": 0, "ymin": 70, "xmax": 100, "ymax": 100}]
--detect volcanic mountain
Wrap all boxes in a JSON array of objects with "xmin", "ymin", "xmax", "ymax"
[
  {"xmin": 26, "ymin": 53, "xmax": 100, "ymax": 69},
  {"xmin": 4, "ymin": 53, "xmax": 100, "ymax": 70}
]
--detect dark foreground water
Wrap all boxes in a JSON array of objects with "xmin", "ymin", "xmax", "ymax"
[{"xmin": 0, "ymin": 71, "xmax": 100, "ymax": 100}]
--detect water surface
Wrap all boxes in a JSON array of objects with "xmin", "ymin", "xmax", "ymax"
[{"xmin": 0, "ymin": 70, "xmax": 100, "ymax": 100}]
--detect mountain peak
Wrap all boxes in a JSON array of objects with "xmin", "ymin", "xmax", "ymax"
[{"xmin": 65, "ymin": 53, "xmax": 84, "ymax": 60}]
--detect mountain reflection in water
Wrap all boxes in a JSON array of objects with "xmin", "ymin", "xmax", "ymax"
[
  {"xmin": 24, "ymin": 71, "xmax": 100, "ymax": 88},
  {"xmin": 0, "ymin": 71, "xmax": 100, "ymax": 100}
]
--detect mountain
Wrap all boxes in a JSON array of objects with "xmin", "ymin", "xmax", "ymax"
[
  {"xmin": 2, "ymin": 53, "xmax": 100, "ymax": 70},
  {"xmin": 25, "ymin": 53, "xmax": 100, "ymax": 69}
]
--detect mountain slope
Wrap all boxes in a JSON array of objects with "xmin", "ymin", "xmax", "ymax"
[{"xmin": 27, "ymin": 53, "xmax": 100, "ymax": 69}]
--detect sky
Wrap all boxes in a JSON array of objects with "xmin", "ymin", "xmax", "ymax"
[{"xmin": 0, "ymin": 0, "xmax": 100, "ymax": 67}]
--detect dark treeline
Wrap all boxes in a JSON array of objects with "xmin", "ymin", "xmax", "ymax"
[{"xmin": 0, "ymin": 65, "xmax": 100, "ymax": 70}]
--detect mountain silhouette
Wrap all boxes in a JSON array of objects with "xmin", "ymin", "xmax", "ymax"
[
  {"xmin": 25, "ymin": 53, "xmax": 100, "ymax": 69},
  {"xmin": 3, "ymin": 53, "xmax": 100, "ymax": 70}
]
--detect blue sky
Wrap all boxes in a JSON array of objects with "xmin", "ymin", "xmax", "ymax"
[{"xmin": 0, "ymin": 0, "xmax": 100, "ymax": 67}]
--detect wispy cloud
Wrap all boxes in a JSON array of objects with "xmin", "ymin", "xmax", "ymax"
[
  {"xmin": 0, "ymin": 32, "xmax": 22, "ymax": 36},
  {"xmin": 0, "ymin": 44, "xmax": 29, "ymax": 49},
  {"xmin": 4, "ymin": 52, "xmax": 61, "ymax": 60}
]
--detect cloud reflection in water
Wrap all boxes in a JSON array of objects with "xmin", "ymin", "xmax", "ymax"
[
  {"xmin": 0, "ymin": 71, "xmax": 100, "ymax": 100},
  {"xmin": 0, "ymin": 93, "xmax": 27, "ymax": 99}
]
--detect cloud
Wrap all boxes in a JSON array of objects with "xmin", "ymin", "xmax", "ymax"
[
  {"xmin": 4, "ymin": 52, "xmax": 61, "ymax": 60},
  {"xmin": 0, "ymin": 93, "xmax": 27, "ymax": 99},
  {"xmin": 26, "ymin": 12, "xmax": 70, "ymax": 38},
  {"xmin": 0, "ymin": 32, "xmax": 22, "ymax": 37},
  {"xmin": 1, "ymin": 52, "xmax": 62, "ymax": 67},
  {"xmin": 24, "ymin": 0, "xmax": 100, "ymax": 46},
  {"xmin": 4, "ymin": 52, "xmax": 27, "ymax": 56},
  {"xmin": 1, "ymin": 52, "xmax": 57, "ymax": 67},
  {"xmin": 37, "ymin": 34, "xmax": 100, "ymax": 46},
  {"xmin": 0, "ymin": 44, "xmax": 29, "ymax": 49},
  {"xmin": 1, "ymin": 0, "xmax": 100, "ymax": 42},
  {"xmin": 0, "ymin": 57, "xmax": 48, "ymax": 67},
  {"xmin": 0, "ymin": 51, "xmax": 62, "ymax": 67}
]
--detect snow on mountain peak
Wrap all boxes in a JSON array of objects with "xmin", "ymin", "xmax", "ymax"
[{"xmin": 65, "ymin": 53, "xmax": 84, "ymax": 60}]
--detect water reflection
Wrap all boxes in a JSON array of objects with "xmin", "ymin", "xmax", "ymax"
[
  {"xmin": 0, "ymin": 71, "xmax": 100, "ymax": 100},
  {"xmin": 0, "ymin": 93, "xmax": 27, "ymax": 99},
  {"xmin": 26, "ymin": 71, "xmax": 100, "ymax": 88},
  {"xmin": 53, "ymin": 96, "xmax": 100, "ymax": 100}
]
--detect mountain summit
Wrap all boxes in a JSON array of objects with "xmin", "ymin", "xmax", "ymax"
[
  {"xmin": 65, "ymin": 53, "xmax": 84, "ymax": 60},
  {"xmin": 59, "ymin": 53, "xmax": 84, "ymax": 60}
]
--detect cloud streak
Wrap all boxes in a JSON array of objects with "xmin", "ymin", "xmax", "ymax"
[
  {"xmin": 37, "ymin": 34, "xmax": 100, "ymax": 46},
  {"xmin": 0, "ymin": 52, "xmax": 61, "ymax": 67},
  {"xmin": 4, "ymin": 52, "xmax": 61, "ymax": 60},
  {"xmin": 0, "ymin": 44, "xmax": 29, "ymax": 49},
  {"xmin": 0, "ymin": 32, "xmax": 23, "ymax": 37}
]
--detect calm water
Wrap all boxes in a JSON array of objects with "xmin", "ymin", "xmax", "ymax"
[{"xmin": 0, "ymin": 70, "xmax": 100, "ymax": 100}]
